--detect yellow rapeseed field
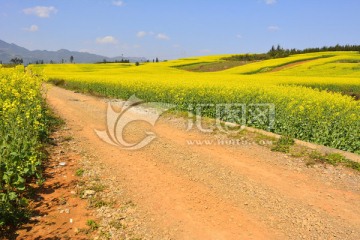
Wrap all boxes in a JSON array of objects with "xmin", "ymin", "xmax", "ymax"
[{"xmin": 32, "ymin": 51, "xmax": 360, "ymax": 153}]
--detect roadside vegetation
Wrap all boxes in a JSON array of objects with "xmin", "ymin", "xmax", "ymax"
[{"xmin": 0, "ymin": 66, "xmax": 53, "ymax": 229}]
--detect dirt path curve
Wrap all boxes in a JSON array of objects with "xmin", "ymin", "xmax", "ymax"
[
  {"xmin": 46, "ymin": 85, "xmax": 360, "ymax": 240},
  {"xmin": 269, "ymin": 60, "xmax": 314, "ymax": 73}
]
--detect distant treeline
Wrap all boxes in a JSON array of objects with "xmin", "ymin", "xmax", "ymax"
[
  {"xmin": 96, "ymin": 59, "xmax": 131, "ymax": 64},
  {"xmin": 0, "ymin": 57, "xmax": 24, "ymax": 67},
  {"xmin": 223, "ymin": 44, "xmax": 360, "ymax": 61}
]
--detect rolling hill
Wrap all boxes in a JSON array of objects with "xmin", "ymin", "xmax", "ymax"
[{"xmin": 0, "ymin": 39, "xmax": 146, "ymax": 64}]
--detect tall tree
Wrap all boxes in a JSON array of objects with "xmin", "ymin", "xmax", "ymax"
[
  {"xmin": 70, "ymin": 55, "xmax": 74, "ymax": 63},
  {"xmin": 10, "ymin": 57, "xmax": 23, "ymax": 65}
]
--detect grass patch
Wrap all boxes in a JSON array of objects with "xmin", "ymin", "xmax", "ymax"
[
  {"xmin": 252, "ymin": 133, "xmax": 276, "ymax": 146},
  {"xmin": 307, "ymin": 151, "xmax": 360, "ymax": 171},
  {"xmin": 271, "ymin": 136, "xmax": 295, "ymax": 153},
  {"xmin": 86, "ymin": 219, "xmax": 99, "ymax": 231},
  {"xmin": 324, "ymin": 153, "xmax": 346, "ymax": 165},
  {"xmin": 289, "ymin": 146, "xmax": 308, "ymax": 158},
  {"xmin": 88, "ymin": 196, "xmax": 113, "ymax": 208},
  {"xmin": 89, "ymin": 182, "xmax": 106, "ymax": 192},
  {"xmin": 344, "ymin": 161, "xmax": 360, "ymax": 171},
  {"xmin": 75, "ymin": 168, "xmax": 85, "ymax": 177}
]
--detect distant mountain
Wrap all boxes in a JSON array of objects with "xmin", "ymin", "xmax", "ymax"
[{"xmin": 0, "ymin": 39, "xmax": 146, "ymax": 64}]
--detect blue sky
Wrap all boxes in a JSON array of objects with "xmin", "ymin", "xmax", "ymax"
[{"xmin": 0, "ymin": 0, "xmax": 359, "ymax": 59}]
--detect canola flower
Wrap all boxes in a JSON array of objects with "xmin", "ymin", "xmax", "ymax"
[
  {"xmin": 32, "ymin": 51, "xmax": 360, "ymax": 153},
  {"xmin": 0, "ymin": 65, "xmax": 48, "ymax": 226}
]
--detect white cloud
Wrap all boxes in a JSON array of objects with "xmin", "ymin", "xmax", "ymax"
[
  {"xmin": 156, "ymin": 33, "xmax": 170, "ymax": 40},
  {"xmin": 136, "ymin": 31, "xmax": 170, "ymax": 40},
  {"xmin": 96, "ymin": 36, "xmax": 118, "ymax": 44},
  {"xmin": 23, "ymin": 6, "xmax": 57, "ymax": 18},
  {"xmin": 264, "ymin": 0, "xmax": 277, "ymax": 5},
  {"xmin": 24, "ymin": 24, "xmax": 39, "ymax": 32},
  {"xmin": 236, "ymin": 34, "xmax": 243, "ymax": 39},
  {"xmin": 267, "ymin": 25, "xmax": 280, "ymax": 32},
  {"xmin": 136, "ymin": 31, "xmax": 147, "ymax": 38},
  {"xmin": 112, "ymin": 1, "xmax": 124, "ymax": 7}
]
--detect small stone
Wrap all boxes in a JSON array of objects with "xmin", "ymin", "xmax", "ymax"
[
  {"xmin": 59, "ymin": 162, "xmax": 67, "ymax": 166},
  {"xmin": 65, "ymin": 209, "xmax": 70, "ymax": 214},
  {"xmin": 70, "ymin": 218, "xmax": 73, "ymax": 223},
  {"xmin": 70, "ymin": 191, "xmax": 76, "ymax": 195}
]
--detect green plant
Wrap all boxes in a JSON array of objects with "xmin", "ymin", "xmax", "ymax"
[
  {"xmin": 86, "ymin": 219, "xmax": 99, "ymax": 231},
  {"xmin": 308, "ymin": 151, "xmax": 325, "ymax": 161},
  {"xmin": 75, "ymin": 168, "xmax": 85, "ymax": 177},
  {"xmin": 90, "ymin": 183, "xmax": 106, "ymax": 192},
  {"xmin": 88, "ymin": 197, "xmax": 112, "ymax": 208},
  {"xmin": 324, "ymin": 153, "xmax": 346, "ymax": 166},
  {"xmin": 307, "ymin": 151, "xmax": 360, "ymax": 171},
  {"xmin": 290, "ymin": 148, "xmax": 307, "ymax": 158},
  {"xmin": 345, "ymin": 161, "xmax": 360, "ymax": 171},
  {"xmin": 109, "ymin": 220, "xmax": 125, "ymax": 230},
  {"xmin": 271, "ymin": 136, "xmax": 295, "ymax": 153}
]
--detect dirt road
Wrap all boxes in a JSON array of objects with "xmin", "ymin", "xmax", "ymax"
[{"xmin": 46, "ymin": 85, "xmax": 360, "ymax": 240}]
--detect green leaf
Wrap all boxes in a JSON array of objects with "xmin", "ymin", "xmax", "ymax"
[{"xmin": 8, "ymin": 191, "xmax": 17, "ymax": 201}]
